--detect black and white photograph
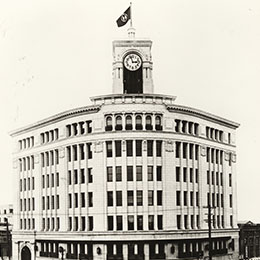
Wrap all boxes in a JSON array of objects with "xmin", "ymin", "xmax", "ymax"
[{"xmin": 0, "ymin": 1, "xmax": 260, "ymax": 259}]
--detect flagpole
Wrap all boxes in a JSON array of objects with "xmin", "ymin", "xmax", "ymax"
[{"xmin": 130, "ymin": 2, "xmax": 133, "ymax": 27}]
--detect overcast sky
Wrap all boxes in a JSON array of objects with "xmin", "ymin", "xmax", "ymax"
[{"xmin": 0, "ymin": 0, "xmax": 260, "ymax": 222}]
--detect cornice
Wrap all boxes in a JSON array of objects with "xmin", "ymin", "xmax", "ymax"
[
  {"xmin": 167, "ymin": 105, "xmax": 240, "ymax": 129},
  {"xmin": 10, "ymin": 105, "xmax": 100, "ymax": 137}
]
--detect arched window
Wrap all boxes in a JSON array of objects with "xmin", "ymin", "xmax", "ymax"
[
  {"xmin": 115, "ymin": 115, "xmax": 122, "ymax": 130},
  {"xmin": 105, "ymin": 116, "xmax": 112, "ymax": 131},
  {"xmin": 125, "ymin": 115, "xmax": 133, "ymax": 130},
  {"xmin": 135, "ymin": 115, "xmax": 143, "ymax": 130},
  {"xmin": 155, "ymin": 116, "xmax": 162, "ymax": 131},
  {"xmin": 145, "ymin": 115, "xmax": 152, "ymax": 130}
]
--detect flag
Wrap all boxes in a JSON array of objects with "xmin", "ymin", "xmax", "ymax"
[{"xmin": 116, "ymin": 6, "xmax": 131, "ymax": 27}]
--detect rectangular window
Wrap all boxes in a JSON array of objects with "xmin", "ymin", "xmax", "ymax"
[
  {"xmin": 88, "ymin": 216, "xmax": 93, "ymax": 231},
  {"xmin": 81, "ymin": 193, "xmax": 85, "ymax": 207},
  {"xmin": 106, "ymin": 141, "xmax": 113, "ymax": 157},
  {"xmin": 127, "ymin": 166, "xmax": 133, "ymax": 181},
  {"xmin": 190, "ymin": 168, "xmax": 193, "ymax": 182},
  {"xmin": 177, "ymin": 215, "xmax": 181, "ymax": 229},
  {"xmin": 195, "ymin": 169, "xmax": 199, "ymax": 183},
  {"xmin": 107, "ymin": 167, "xmax": 113, "ymax": 182},
  {"xmin": 128, "ymin": 215, "xmax": 134, "ymax": 230},
  {"xmin": 56, "ymin": 195, "xmax": 59, "ymax": 209},
  {"xmin": 126, "ymin": 140, "xmax": 133, "ymax": 157},
  {"xmin": 176, "ymin": 142, "xmax": 181, "ymax": 158},
  {"xmin": 147, "ymin": 166, "xmax": 153, "ymax": 181},
  {"xmin": 190, "ymin": 191, "xmax": 194, "ymax": 206},
  {"xmin": 51, "ymin": 196, "xmax": 54, "ymax": 209},
  {"xmin": 69, "ymin": 194, "xmax": 72, "ymax": 208},
  {"xmin": 108, "ymin": 216, "xmax": 113, "ymax": 231},
  {"xmin": 68, "ymin": 171, "xmax": 72, "ymax": 185},
  {"xmin": 116, "ymin": 191, "xmax": 122, "ymax": 206},
  {"xmin": 137, "ymin": 190, "xmax": 143, "ymax": 206},
  {"xmin": 127, "ymin": 191, "xmax": 134, "ymax": 206},
  {"xmin": 230, "ymin": 215, "xmax": 233, "ymax": 227},
  {"xmin": 74, "ymin": 170, "xmax": 78, "ymax": 184},
  {"xmin": 158, "ymin": 215, "xmax": 163, "ymax": 230},
  {"xmin": 212, "ymin": 171, "xmax": 214, "ymax": 185},
  {"xmin": 156, "ymin": 166, "xmax": 162, "ymax": 181},
  {"xmin": 116, "ymin": 216, "xmax": 123, "ymax": 230},
  {"xmin": 79, "ymin": 144, "xmax": 85, "ymax": 160},
  {"xmin": 55, "ymin": 149, "xmax": 59, "ymax": 164},
  {"xmin": 195, "ymin": 145, "xmax": 199, "ymax": 160},
  {"xmin": 56, "ymin": 173, "xmax": 59, "ymax": 187},
  {"xmin": 176, "ymin": 167, "xmax": 180, "ymax": 182},
  {"xmin": 137, "ymin": 215, "xmax": 143, "ymax": 230},
  {"xmin": 116, "ymin": 166, "xmax": 122, "ymax": 182},
  {"xmin": 148, "ymin": 215, "xmax": 154, "ymax": 230},
  {"xmin": 136, "ymin": 140, "xmax": 142, "ymax": 157},
  {"xmin": 81, "ymin": 216, "xmax": 85, "ymax": 231},
  {"xmin": 184, "ymin": 215, "xmax": 188, "ymax": 229},
  {"xmin": 220, "ymin": 172, "xmax": 223, "ymax": 186},
  {"xmin": 148, "ymin": 190, "xmax": 154, "ymax": 206},
  {"xmin": 183, "ymin": 168, "xmax": 187, "ymax": 182},
  {"xmin": 136, "ymin": 166, "xmax": 142, "ymax": 181},
  {"xmin": 88, "ymin": 192, "xmax": 93, "ymax": 207},
  {"xmin": 68, "ymin": 217, "xmax": 72, "ymax": 230},
  {"xmin": 229, "ymin": 194, "xmax": 233, "ymax": 208},
  {"xmin": 216, "ymin": 172, "xmax": 219, "ymax": 185},
  {"xmin": 156, "ymin": 141, "xmax": 162, "ymax": 157},
  {"xmin": 157, "ymin": 191, "xmax": 162, "ymax": 206},
  {"xmin": 183, "ymin": 143, "xmax": 187, "ymax": 158},
  {"xmin": 207, "ymin": 170, "xmax": 210, "ymax": 184},
  {"xmin": 184, "ymin": 191, "xmax": 187, "ymax": 206},
  {"xmin": 189, "ymin": 144, "xmax": 194, "ymax": 159},
  {"xmin": 88, "ymin": 168, "xmax": 93, "ymax": 183},
  {"xmin": 81, "ymin": 169, "xmax": 85, "ymax": 184},
  {"xmin": 74, "ymin": 193, "xmax": 78, "ymax": 208},
  {"xmin": 107, "ymin": 191, "xmax": 113, "ymax": 206},
  {"xmin": 47, "ymin": 175, "xmax": 49, "ymax": 188},
  {"xmin": 147, "ymin": 140, "xmax": 153, "ymax": 157},
  {"xmin": 87, "ymin": 143, "xmax": 93, "ymax": 159},
  {"xmin": 229, "ymin": 173, "xmax": 232, "ymax": 187},
  {"xmin": 115, "ymin": 141, "xmax": 122, "ymax": 157},
  {"xmin": 74, "ymin": 216, "xmax": 79, "ymax": 231},
  {"xmin": 73, "ymin": 145, "xmax": 77, "ymax": 161},
  {"xmin": 176, "ymin": 191, "xmax": 181, "ymax": 206}
]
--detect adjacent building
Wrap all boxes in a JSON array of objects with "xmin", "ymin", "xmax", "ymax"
[
  {"xmin": 0, "ymin": 204, "xmax": 13, "ymax": 259},
  {"xmin": 11, "ymin": 28, "xmax": 240, "ymax": 260},
  {"xmin": 238, "ymin": 221, "xmax": 260, "ymax": 259}
]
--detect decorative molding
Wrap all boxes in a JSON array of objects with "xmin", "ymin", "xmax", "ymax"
[
  {"xmin": 94, "ymin": 142, "xmax": 103, "ymax": 153},
  {"xmin": 10, "ymin": 105, "xmax": 100, "ymax": 137},
  {"xmin": 165, "ymin": 140, "xmax": 174, "ymax": 152},
  {"xmin": 122, "ymin": 140, "xmax": 126, "ymax": 152},
  {"xmin": 167, "ymin": 105, "xmax": 240, "ymax": 129},
  {"xmin": 232, "ymin": 153, "xmax": 236, "ymax": 163},
  {"xmin": 225, "ymin": 152, "xmax": 230, "ymax": 161},
  {"xmin": 143, "ymin": 140, "xmax": 147, "ymax": 152},
  {"xmin": 201, "ymin": 146, "xmax": 206, "ymax": 157},
  {"xmin": 59, "ymin": 148, "xmax": 65, "ymax": 158}
]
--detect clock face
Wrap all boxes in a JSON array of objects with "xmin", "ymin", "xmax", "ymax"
[{"xmin": 124, "ymin": 53, "xmax": 142, "ymax": 71}]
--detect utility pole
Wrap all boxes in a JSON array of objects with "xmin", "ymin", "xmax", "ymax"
[
  {"xmin": 208, "ymin": 204, "xmax": 212, "ymax": 260},
  {"xmin": 4, "ymin": 218, "xmax": 10, "ymax": 260}
]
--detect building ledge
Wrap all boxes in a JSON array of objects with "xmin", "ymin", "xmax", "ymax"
[{"xmin": 90, "ymin": 93, "xmax": 176, "ymax": 106}]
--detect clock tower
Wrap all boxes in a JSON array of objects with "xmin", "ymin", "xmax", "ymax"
[{"xmin": 112, "ymin": 27, "xmax": 154, "ymax": 94}]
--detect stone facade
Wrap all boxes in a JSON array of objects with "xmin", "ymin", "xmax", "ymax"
[{"xmin": 11, "ymin": 30, "xmax": 239, "ymax": 260}]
